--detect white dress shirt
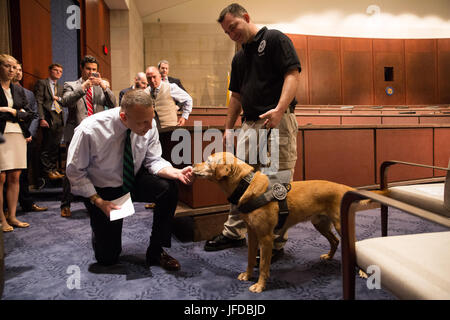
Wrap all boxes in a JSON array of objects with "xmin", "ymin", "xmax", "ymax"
[
  {"xmin": 146, "ymin": 82, "xmax": 193, "ymax": 120},
  {"xmin": 66, "ymin": 107, "xmax": 172, "ymax": 198}
]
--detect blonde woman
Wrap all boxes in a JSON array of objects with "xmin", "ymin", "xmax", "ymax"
[{"xmin": 0, "ymin": 54, "xmax": 34, "ymax": 232}]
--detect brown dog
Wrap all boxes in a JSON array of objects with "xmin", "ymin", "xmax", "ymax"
[{"xmin": 193, "ymin": 152, "xmax": 373, "ymax": 293}]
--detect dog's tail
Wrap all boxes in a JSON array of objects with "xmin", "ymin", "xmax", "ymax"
[{"xmin": 357, "ymin": 189, "xmax": 390, "ymax": 206}]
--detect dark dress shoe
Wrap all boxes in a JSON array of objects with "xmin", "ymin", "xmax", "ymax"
[
  {"xmin": 204, "ymin": 234, "xmax": 246, "ymax": 251},
  {"xmin": 31, "ymin": 204, "xmax": 48, "ymax": 212},
  {"xmin": 61, "ymin": 207, "xmax": 71, "ymax": 217},
  {"xmin": 147, "ymin": 251, "xmax": 181, "ymax": 271},
  {"xmin": 255, "ymin": 248, "xmax": 284, "ymax": 268}
]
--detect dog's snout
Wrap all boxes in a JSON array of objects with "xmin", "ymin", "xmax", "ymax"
[{"xmin": 192, "ymin": 163, "xmax": 209, "ymax": 176}]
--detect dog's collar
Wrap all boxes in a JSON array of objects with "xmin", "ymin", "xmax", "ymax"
[{"xmin": 227, "ymin": 172, "xmax": 255, "ymax": 205}]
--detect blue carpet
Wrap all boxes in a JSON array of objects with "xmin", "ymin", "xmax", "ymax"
[{"xmin": 2, "ymin": 200, "xmax": 448, "ymax": 300}]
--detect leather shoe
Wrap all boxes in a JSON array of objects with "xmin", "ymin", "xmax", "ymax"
[
  {"xmin": 147, "ymin": 250, "xmax": 180, "ymax": 271},
  {"xmin": 204, "ymin": 234, "xmax": 246, "ymax": 251},
  {"xmin": 31, "ymin": 204, "xmax": 48, "ymax": 212},
  {"xmin": 48, "ymin": 171, "xmax": 64, "ymax": 180},
  {"xmin": 61, "ymin": 207, "xmax": 71, "ymax": 217},
  {"xmin": 255, "ymin": 248, "xmax": 284, "ymax": 268}
]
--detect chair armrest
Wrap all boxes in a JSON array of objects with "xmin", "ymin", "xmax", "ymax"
[
  {"xmin": 340, "ymin": 188, "xmax": 450, "ymax": 299},
  {"xmin": 342, "ymin": 190, "xmax": 450, "ymax": 230},
  {"xmin": 380, "ymin": 160, "xmax": 449, "ymax": 190}
]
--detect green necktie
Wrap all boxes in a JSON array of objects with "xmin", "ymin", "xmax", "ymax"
[{"xmin": 122, "ymin": 129, "xmax": 135, "ymax": 193}]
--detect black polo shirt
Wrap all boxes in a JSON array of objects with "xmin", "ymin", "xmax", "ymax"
[{"xmin": 229, "ymin": 27, "xmax": 301, "ymax": 121}]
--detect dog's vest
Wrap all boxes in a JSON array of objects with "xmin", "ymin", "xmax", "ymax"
[{"xmin": 227, "ymin": 170, "xmax": 292, "ymax": 231}]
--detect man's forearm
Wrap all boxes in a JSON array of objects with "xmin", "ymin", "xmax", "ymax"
[
  {"xmin": 225, "ymin": 93, "xmax": 242, "ymax": 130},
  {"xmin": 275, "ymin": 69, "xmax": 299, "ymax": 113}
]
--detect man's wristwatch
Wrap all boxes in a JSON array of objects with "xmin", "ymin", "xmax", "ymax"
[{"xmin": 89, "ymin": 194, "xmax": 101, "ymax": 205}]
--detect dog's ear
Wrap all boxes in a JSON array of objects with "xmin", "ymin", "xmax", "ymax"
[{"xmin": 214, "ymin": 164, "xmax": 231, "ymax": 180}]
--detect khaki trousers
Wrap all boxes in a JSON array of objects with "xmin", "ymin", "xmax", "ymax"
[{"xmin": 222, "ymin": 111, "xmax": 298, "ymax": 250}]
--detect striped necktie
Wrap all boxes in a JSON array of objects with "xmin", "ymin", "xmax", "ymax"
[
  {"xmin": 86, "ymin": 87, "xmax": 94, "ymax": 116},
  {"xmin": 122, "ymin": 129, "xmax": 135, "ymax": 193},
  {"xmin": 53, "ymin": 83, "xmax": 62, "ymax": 114}
]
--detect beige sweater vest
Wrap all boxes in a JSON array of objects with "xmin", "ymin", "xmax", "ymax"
[{"xmin": 154, "ymin": 82, "xmax": 178, "ymax": 128}]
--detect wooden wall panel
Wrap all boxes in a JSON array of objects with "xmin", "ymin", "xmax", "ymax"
[
  {"xmin": 303, "ymin": 129, "xmax": 375, "ymax": 187},
  {"xmin": 341, "ymin": 38, "xmax": 373, "ymax": 105},
  {"xmin": 18, "ymin": 0, "xmax": 52, "ymax": 90},
  {"xmin": 308, "ymin": 36, "xmax": 342, "ymax": 105},
  {"xmin": 376, "ymin": 128, "xmax": 433, "ymax": 183},
  {"xmin": 405, "ymin": 39, "xmax": 437, "ymax": 105},
  {"xmin": 434, "ymin": 128, "xmax": 450, "ymax": 177},
  {"xmin": 82, "ymin": 0, "xmax": 111, "ymax": 84},
  {"xmin": 438, "ymin": 39, "xmax": 450, "ymax": 104},
  {"xmin": 84, "ymin": 0, "xmax": 99, "ymax": 58},
  {"xmin": 373, "ymin": 39, "xmax": 406, "ymax": 105},
  {"xmin": 287, "ymin": 34, "xmax": 309, "ymax": 104},
  {"xmin": 35, "ymin": 0, "xmax": 50, "ymax": 11}
]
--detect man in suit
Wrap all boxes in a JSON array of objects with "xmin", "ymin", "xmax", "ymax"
[
  {"xmin": 118, "ymin": 72, "xmax": 147, "ymax": 105},
  {"xmin": 157, "ymin": 60, "xmax": 187, "ymax": 92},
  {"xmin": 145, "ymin": 66, "xmax": 192, "ymax": 128},
  {"xmin": 34, "ymin": 63, "xmax": 65, "ymax": 181},
  {"xmin": 60, "ymin": 55, "xmax": 116, "ymax": 218}
]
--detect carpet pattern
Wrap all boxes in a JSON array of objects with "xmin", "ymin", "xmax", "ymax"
[{"xmin": 2, "ymin": 200, "xmax": 448, "ymax": 300}]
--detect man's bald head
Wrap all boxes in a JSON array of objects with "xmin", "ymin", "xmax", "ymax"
[
  {"xmin": 145, "ymin": 66, "xmax": 161, "ymax": 89},
  {"xmin": 134, "ymin": 72, "xmax": 148, "ymax": 89}
]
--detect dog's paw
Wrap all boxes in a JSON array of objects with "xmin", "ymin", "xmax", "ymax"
[
  {"xmin": 320, "ymin": 253, "xmax": 332, "ymax": 260},
  {"xmin": 249, "ymin": 283, "xmax": 265, "ymax": 293},
  {"xmin": 238, "ymin": 272, "xmax": 251, "ymax": 281}
]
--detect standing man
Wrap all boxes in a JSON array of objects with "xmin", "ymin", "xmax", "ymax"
[
  {"xmin": 60, "ymin": 55, "xmax": 116, "ymax": 218},
  {"xmin": 158, "ymin": 60, "xmax": 186, "ymax": 92},
  {"xmin": 145, "ymin": 66, "xmax": 192, "ymax": 128},
  {"xmin": 204, "ymin": 3, "xmax": 301, "ymax": 264},
  {"xmin": 34, "ymin": 63, "xmax": 65, "ymax": 182},
  {"xmin": 66, "ymin": 89, "xmax": 194, "ymax": 270},
  {"xmin": 118, "ymin": 72, "xmax": 148, "ymax": 105}
]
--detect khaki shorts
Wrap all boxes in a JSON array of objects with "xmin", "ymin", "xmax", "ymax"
[{"xmin": 235, "ymin": 111, "xmax": 298, "ymax": 172}]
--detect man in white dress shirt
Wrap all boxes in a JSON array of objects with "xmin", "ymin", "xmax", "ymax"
[
  {"xmin": 145, "ymin": 66, "xmax": 192, "ymax": 128},
  {"xmin": 66, "ymin": 89, "xmax": 194, "ymax": 271}
]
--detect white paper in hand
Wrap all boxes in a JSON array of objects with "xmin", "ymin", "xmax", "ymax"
[{"xmin": 109, "ymin": 192, "xmax": 135, "ymax": 221}]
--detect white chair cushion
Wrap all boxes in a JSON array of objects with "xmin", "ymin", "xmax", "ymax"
[
  {"xmin": 389, "ymin": 183, "xmax": 450, "ymax": 218},
  {"xmin": 356, "ymin": 231, "xmax": 450, "ymax": 300}
]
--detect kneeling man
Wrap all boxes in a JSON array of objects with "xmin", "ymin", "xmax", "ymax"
[{"xmin": 66, "ymin": 89, "xmax": 194, "ymax": 271}]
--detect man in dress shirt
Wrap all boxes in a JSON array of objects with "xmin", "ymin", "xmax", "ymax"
[
  {"xmin": 145, "ymin": 66, "xmax": 192, "ymax": 128},
  {"xmin": 118, "ymin": 72, "xmax": 148, "ymax": 105},
  {"xmin": 34, "ymin": 63, "xmax": 65, "ymax": 181},
  {"xmin": 66, "ymin": 89, "xmax": 194, "ymax": 271}
]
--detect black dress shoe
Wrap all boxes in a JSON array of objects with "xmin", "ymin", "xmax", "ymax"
[
  {"xmin": 147, "ymin": 250, "xmax": 181, "ymax": 271},
  {"xmin": 204, "ymin": 234, "xmax": 246, "ymax": 251},
  {"xmin": 255, "ymin": 248, "xmax": 284, "ymax": 268}
]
